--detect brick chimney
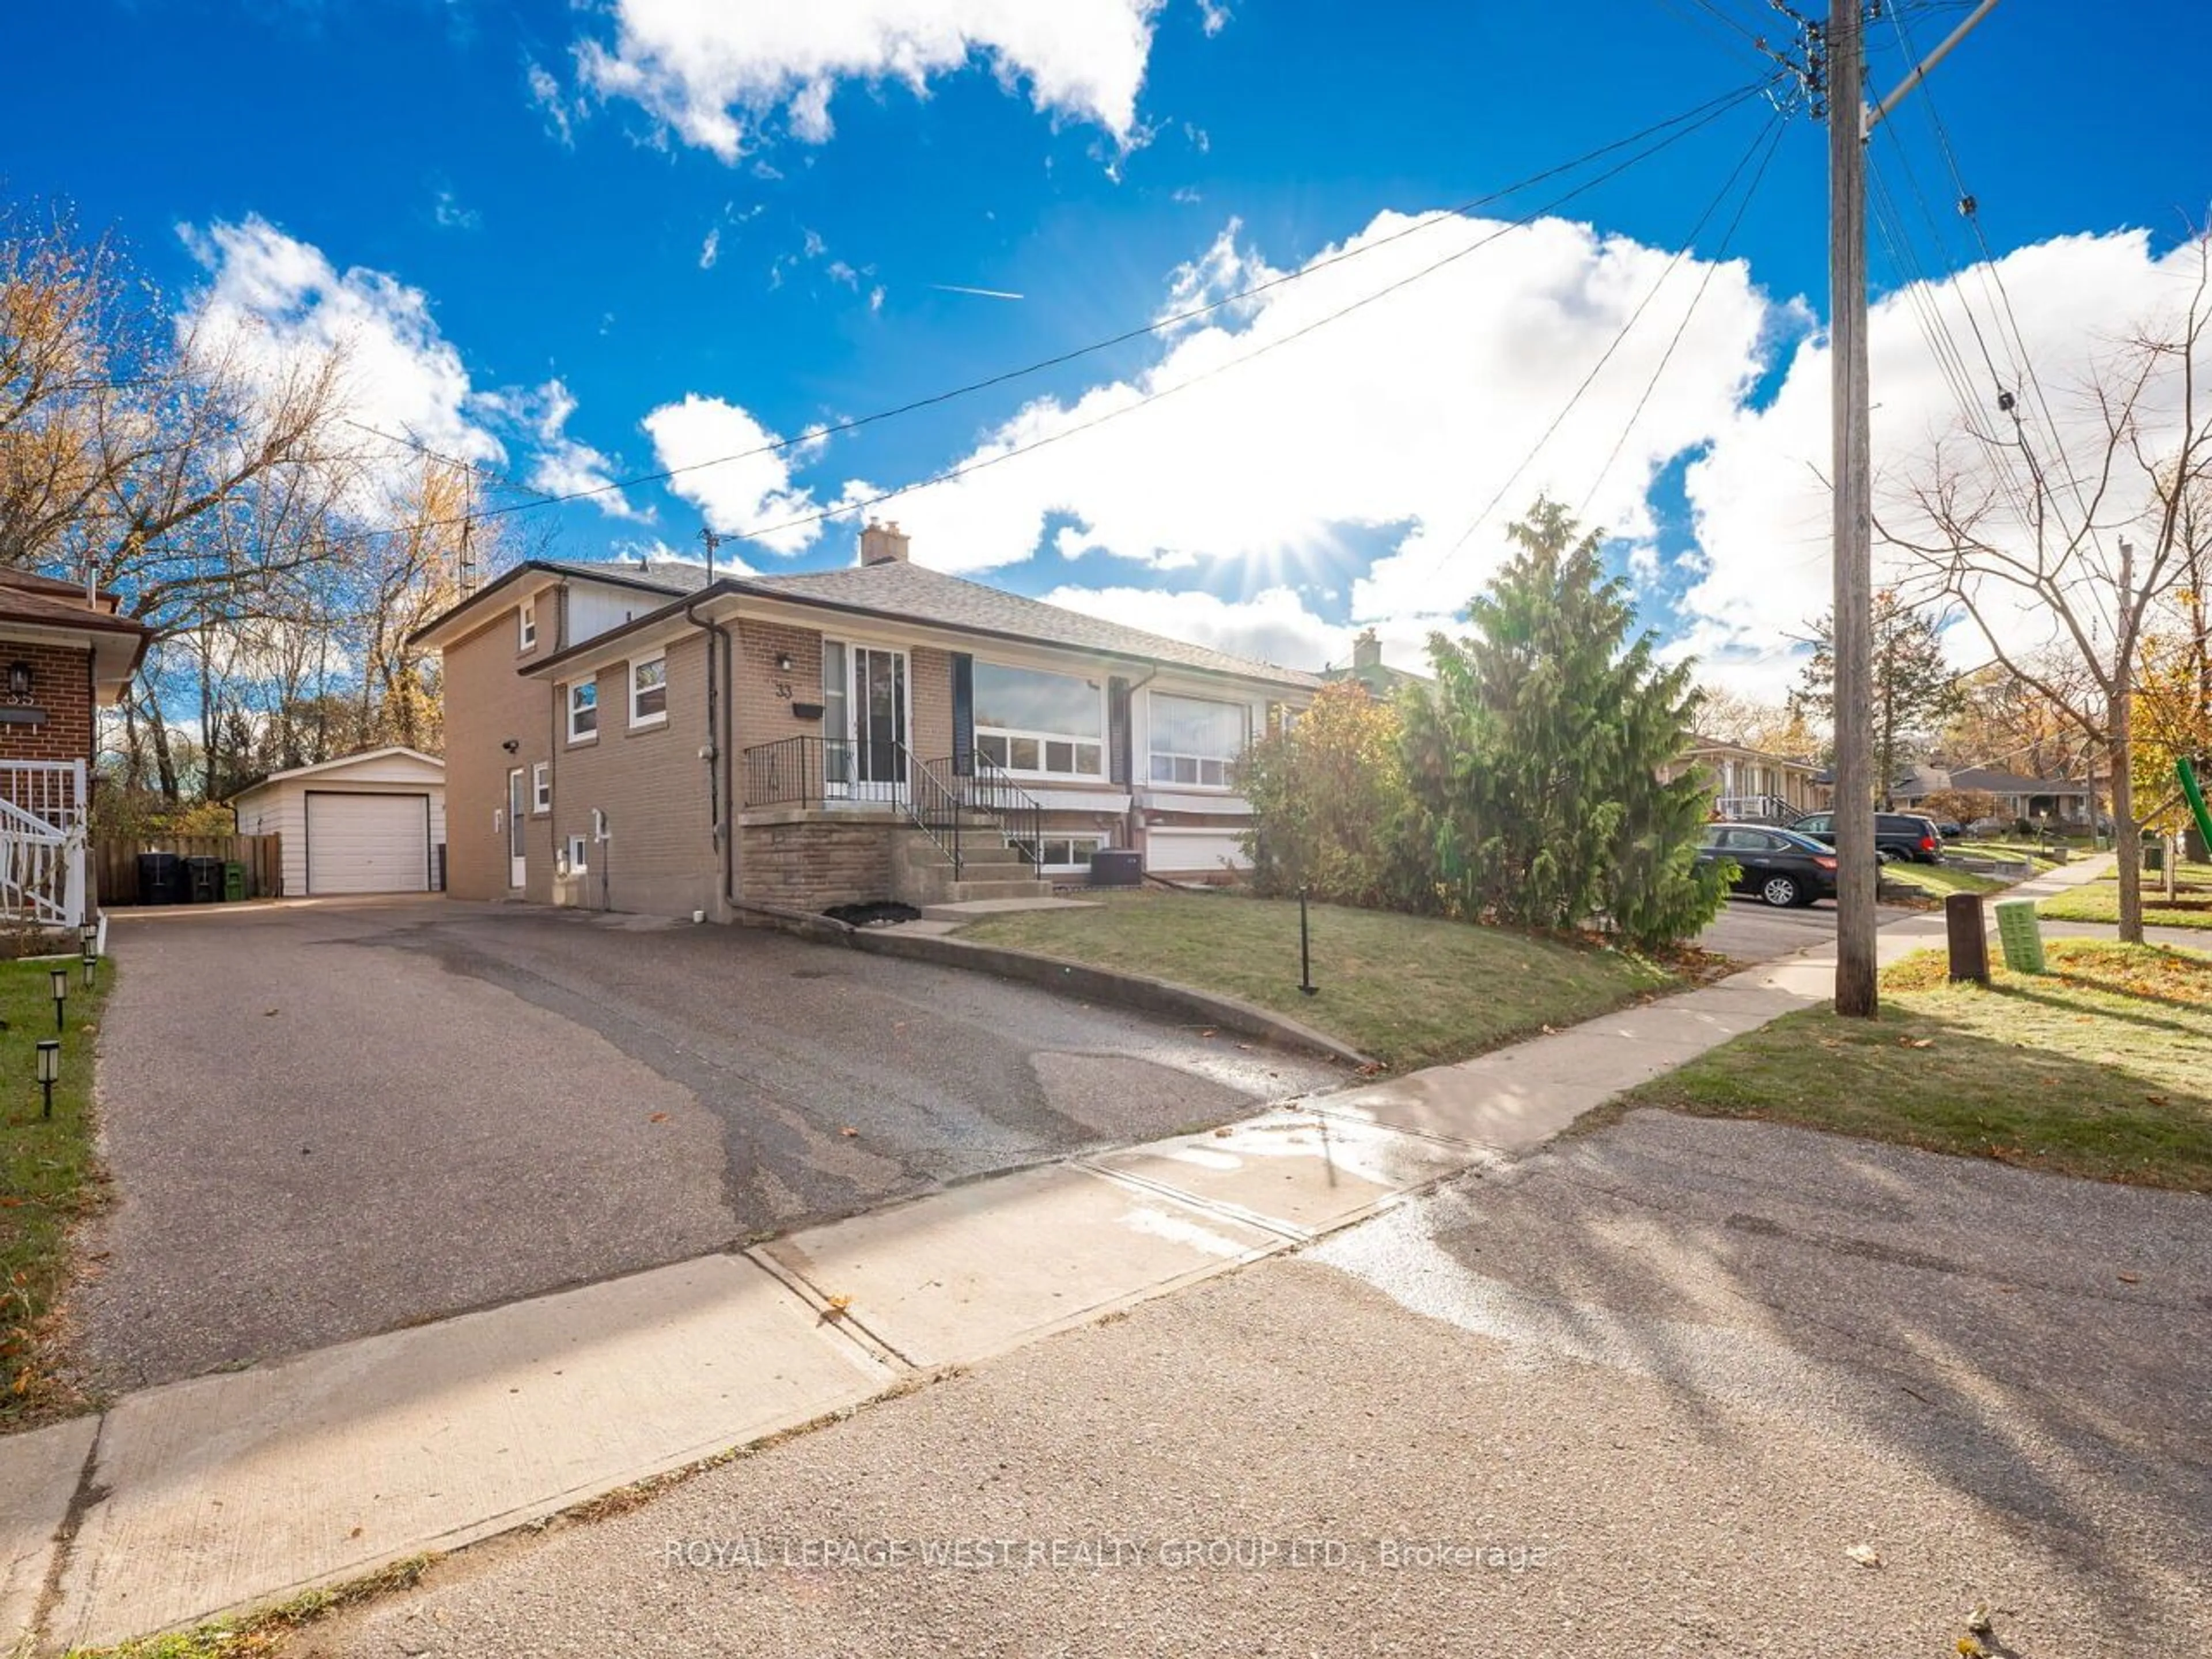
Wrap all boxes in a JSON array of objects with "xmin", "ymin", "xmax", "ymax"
[
  {"xmin": 859, "ymin": 520, "xmax": 910, "ymax": 566},
  {"xmin": 1353, "ymin": 627, "xmax": 1381, "ymax": 671}
]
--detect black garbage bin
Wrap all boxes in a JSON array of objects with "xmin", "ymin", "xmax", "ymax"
[
  {"xmin": 137, "ymin": 851, "xmax": 183, "ymax": 906},
  {"xmin": 183, "ymin": 855, "xmax": 224, "ymax": 904}
]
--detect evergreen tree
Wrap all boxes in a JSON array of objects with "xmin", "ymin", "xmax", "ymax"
[
  {"xmin": 1790, "ymin": 590, "xmax": 1963, "ymax": 801},
  {"xmin": 1402, "ymin": 499, "xmax": 1727, "ymax": 949}
]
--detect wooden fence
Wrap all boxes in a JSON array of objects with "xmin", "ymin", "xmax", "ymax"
[{"xmin": 93, "ymin": 835, "xmax": 283, "ymax": 906}]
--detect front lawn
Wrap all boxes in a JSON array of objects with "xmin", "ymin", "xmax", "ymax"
[
  {"xmin": 1878, "ymin": 861, "xmax": 2008, "ymax": 901},
  {"xmin": 955, "ymin": 891, "xmax": 1678, "ymax": 1070},
  {"xmin": 2040, "ymin": 866, "xmax": 2212, "ymax": 931},
  {"xmin": 2, "ymin": 951, "xmax": 112, "ymax": 1427},
  {"xmin": 1618, "ymin": 938, "xmax": 2212, "ymax": 1191}
]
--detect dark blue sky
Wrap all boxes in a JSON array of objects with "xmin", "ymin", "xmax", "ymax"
[{"xmin": 10, "ymin": 1, "xmax": 2207, "ymax": 679}]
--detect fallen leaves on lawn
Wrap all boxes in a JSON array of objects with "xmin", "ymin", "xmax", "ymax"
[
  {"xmin": 839, "ymin": 1126, "xmax": 859, "ymax": 1138},
  {"xmin": 647, "ymin": 1112, "xmax": 669, "ymax": 1123},
  {"xmin": 1897, "ymin": 1037, "xmax": 1934, "ymax": 1049},
  {"xmin": 2118, "ymin": 1272, "xmax": 2141, "ymax": 1285}
]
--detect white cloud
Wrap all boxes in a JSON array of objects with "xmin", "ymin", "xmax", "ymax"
[
  {"xmin": 1683, "ymin": 228, "xmax": 2210, "ymax": 698},
  {"xmin": 1196, "ymin": 2, "xmax": 1231, "ymax": 38},
  {"xmin": 861, "ymin": 207, "xmax": 1773, "ymax": 650},
  {"xmin": 642, "ymin": 393, "xmax": 825, "ymax": 554},
  {"xmin": 498, "ymin": 379, "xmax": 645, "ymax": 520},
  {"xmin": 1043, "ymin": 584, "xmax": 1346, "ymax": 669},
  {"xmin": 180, "ymin": 217, "xmax": 642, "ymax": 526},
  {"xmin": 432, "ymin": 187, "xmax": 480, "ymax": 231},
  {"xmin": 179, "ymin": 214, "xmax": 505, "ymax": 511},
  {"xmin": 699, "ymin": 227, "xmax": 721, "ymax": 270},
  {"xmin": 526, "ymin": 59, "xmax": 579, "ymax": 146},
  {"xmin": 570, "ymin": 0, "xmax": 1166, "ymax": 161}
]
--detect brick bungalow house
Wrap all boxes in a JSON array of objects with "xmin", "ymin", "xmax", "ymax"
[
  {"xmin": 0, "ymin": 566, "xmax": 153, "ymax": 926},
  {"xmin": 1664, "ymin": 735, "xmax": 1823, "ymax": 823},
  {"xmin": 412, "ymin": 524, "xmax": 1318, "ymax": 919}
]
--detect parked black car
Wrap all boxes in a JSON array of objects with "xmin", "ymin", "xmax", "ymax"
[
  {"xmin": 1696, "ymin": 823, "xmax": 1840, "ymax": 908},
  {"xmin": 1789, "ymin": 810, "xmax": 1944, "ymax": 863}
]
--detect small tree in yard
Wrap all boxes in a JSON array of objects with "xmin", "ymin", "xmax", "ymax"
[
  {"xmin": 1921, "ymin": 788, "xmax": 2003, "ymax": 828},
  {"xmin": 1401, "ymin": 499, "xmax": 1728, "ymax": 949},
  {"xmin": 1241, "ymin": 681, "xmax": 1425, "ymax": 910}
]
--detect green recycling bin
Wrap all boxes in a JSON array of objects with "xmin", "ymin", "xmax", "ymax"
[
  {"xmin": 1993, "ymin": 897, "xmax": 2046, "ymax": 975},
  {"xmin": 2143, "ymin": 839, "xmax": 2165, "ymax": 873},
  {"xmin": 222, "ymin": 861, "xmax": 247, "ymax": 902}
]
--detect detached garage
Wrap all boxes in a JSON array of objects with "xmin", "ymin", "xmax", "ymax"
[{"xmin": 232, "ymin": 748, "xmax": 446, "ymax": 896}]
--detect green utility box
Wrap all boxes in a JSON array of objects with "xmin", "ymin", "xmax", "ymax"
[
  {"xmin": 222, "ymin": 861, "xmax": 247, "ymax": 902},
  {"xmin": 1993, "ymin": 897, "xmax": 2046, "ymax": 975}
]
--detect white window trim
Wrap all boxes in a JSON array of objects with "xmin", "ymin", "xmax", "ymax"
[
  {"xmin": 976, "ymin": 726, "xmax": 1107, "ymax": 782},
  {"xmin": 1025, "ymin": 832, "xmax": 1107, "ymax": 874},
  {"xmin": 518, "ymin": 598, "xmax": 537, "ymax": 652},
  {"xmin": 1146, "ymin": 692, "xmax": 1250, "ymax": 793},
  {"xmin": 972, "ymin": 662, "xmax": 1108, "ymax": 782},
  {"xmin": 531, "ymin": 761, "xmax": 551, "ymax": 815},
  {"xmin": 630, "ymin": 654, "xmax": 669, "ymax": 730},
  {"xmin": 566, "ymin": 680, "xmax": 599, "ymax": 744}
]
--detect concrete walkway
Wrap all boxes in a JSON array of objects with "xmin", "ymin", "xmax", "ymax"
[{"xmin": 0, "ymin": 856, "xmax": 2138, "ymax": 1652}]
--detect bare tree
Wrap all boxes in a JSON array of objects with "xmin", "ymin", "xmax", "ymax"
[{"xmin": 1884, "ymin": 228, "xmax": 2212, "ymax": 942}]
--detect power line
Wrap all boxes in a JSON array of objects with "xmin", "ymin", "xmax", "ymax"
[
  {"xmin": 662, "ymin": 81, "xmax": 1781, "ymax": 557},
  {"xmin": 338, "ymin": 75, "xmax": 1779, "ymax": 540},
  {"xmin": 1578, "ymin": 112, "xmax": 1790, "ymax": 517},
  {"xmin": 1880, "ymin": 0, "xmax": 2107, "ymax": 557},
  {"xmin": 1423, "ymin": 103, "xmax": 1788, "ymax": 575},
  {"xmin": 273, "ymin": 75, "xmax": 1782, "ymax": 562}
]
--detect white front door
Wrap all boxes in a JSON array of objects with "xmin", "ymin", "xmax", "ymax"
[
  {"xmin": 821, "ymin": 642, "xmax": 908, "ymax": 799},
  {"xmin": 507, "ymin": 768, "xmax": 527, "ymax": 888}
]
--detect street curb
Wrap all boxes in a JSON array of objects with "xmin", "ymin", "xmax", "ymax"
[{"xmin": 840, "ymin": 927, "xmax": 1374, "ymax": 1069}]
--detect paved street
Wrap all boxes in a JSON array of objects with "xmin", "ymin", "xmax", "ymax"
[
  {"xmin": 77, "ymin": 899, "xmax": 1340, "ymax": 1392},
  {"xmin": 313, "ymin": 1111, "xmax": 2211, "ymax": 1659},
  {"xmin": 1691, "ymin": 893, "xmax": 1927, "ymax": 963}
]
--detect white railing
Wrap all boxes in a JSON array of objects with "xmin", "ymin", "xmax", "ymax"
[{"xmin": 0, "ymin": 760, "xmax": 86, "ymax": 928}]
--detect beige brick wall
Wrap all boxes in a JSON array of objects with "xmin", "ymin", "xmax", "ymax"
[
  {"xmin": 910, "ymin": 645, "xmax": 953, "ymax": 764},
  {"xmin": 441, "ymin": 602, "xmax": 558, "ymax": 900},
  {"xmin": 733, "ymin": 619, "xmax": 824, "ymax": 802},
  {"xmin": 551, "ymin": 631, "xmax": 721, "ymax": 919}
]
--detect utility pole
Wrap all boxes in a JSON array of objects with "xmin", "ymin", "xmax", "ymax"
[
  {"xmin": 698, "ymin": 526, "xmax": 725, "ymax": 582},
  {"xmin": 1827, "ymin": 0, "xmax": 1877, "ymax": 1016},
  {"xmin": 1791, "ymin": 0, "xmax": 2006, "ymax": 1017}
]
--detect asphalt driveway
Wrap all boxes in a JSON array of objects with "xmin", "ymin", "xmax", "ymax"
[{"xmin": 75, "ymin": 899, "xmax": 1340, "ymax": 1392}]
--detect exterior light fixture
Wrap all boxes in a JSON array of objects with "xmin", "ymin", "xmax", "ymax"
[
  {"xmin": 81, "ymin": 922, "xmax": 98, "ymax": 986},
  {"xmin": 6, "ymin": 661, "xmax": 29, "ymax": 699},
  {"xmin": 775, "ymin": 652, "xmax": 794, "ymax": 672},
  {"xmin": 36, "ymin": 1039, "xmax": 59, "ymax": 1119},
  {"xmin": 50, "ymin": 965, "xmax": 68, "ymax": 1031}
]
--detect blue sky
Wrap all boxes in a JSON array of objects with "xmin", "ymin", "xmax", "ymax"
[{"xmin": 14, "ymin": 0, "xmax": 2210, "ymax": 693}]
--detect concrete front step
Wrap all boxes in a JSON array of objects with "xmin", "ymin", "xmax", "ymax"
[{"xmin": 944, "ymin": 878, "xmax": 1056, "ymax": 902}]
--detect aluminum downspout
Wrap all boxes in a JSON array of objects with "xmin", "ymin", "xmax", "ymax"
[{"xmin": 685, "ymin": 599, "xmax": 737, "ymax": 912}]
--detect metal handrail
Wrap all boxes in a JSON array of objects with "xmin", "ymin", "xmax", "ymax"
[{"xmin": 740, "ymin": 735, "xmax": 1048, "ymax": 882}]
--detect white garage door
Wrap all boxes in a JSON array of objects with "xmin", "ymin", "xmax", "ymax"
[{"xmin": 306, "ymin": 792, "xmax": 430, "ymax": 895}]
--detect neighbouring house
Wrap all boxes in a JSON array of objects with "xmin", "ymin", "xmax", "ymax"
[
  {"xmin": 1318, "ymin": 628, "xmax": 1429, "ymax": 698},
  {"xmin": 1892, "ymin": 764, "xmax": 2097, "ymax": 826},
  {"xmin": 1665, "ymin": 736, "xmax": 1822, "ymax": 823},
  {"xmin": 0, "ymin": 567, "xmax": 153, "ymax": 928},
  {"xmin": 410, "ymin": 522, "xmax": 1319, "ymax": 919},
  {"xmin": 230, "ymin": 747, "xmax": 448, "ymax": 896}
]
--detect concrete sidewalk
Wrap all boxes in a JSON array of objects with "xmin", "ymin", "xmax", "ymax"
[{"xmin": 0, "ymin": 868, "xmax": 2130, "ymax": 1652}]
